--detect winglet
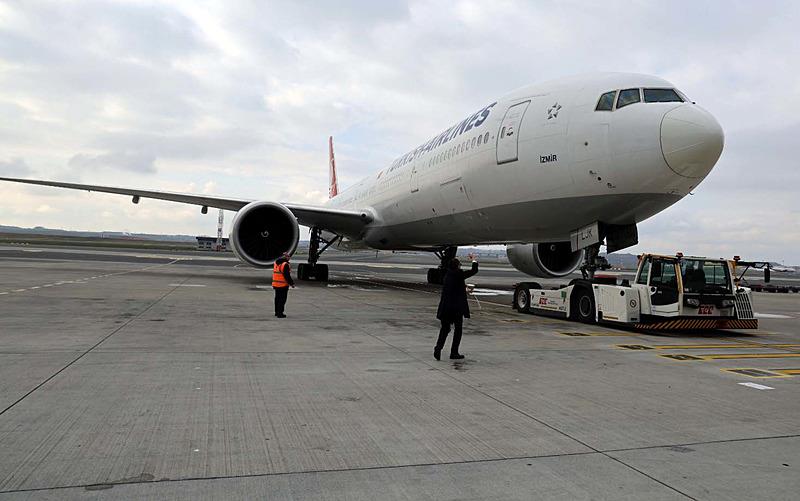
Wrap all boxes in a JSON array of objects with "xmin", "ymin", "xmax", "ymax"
[{"xmin": 328, "ymin": 136, "xmax": 339, "ymax": 199}]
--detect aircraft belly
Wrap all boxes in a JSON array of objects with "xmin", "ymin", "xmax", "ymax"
[{"xmin": 364, "ymin": 192, "xmax": 680, "ymax": 248}]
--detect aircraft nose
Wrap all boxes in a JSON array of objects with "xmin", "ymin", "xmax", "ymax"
[{"xmin": 660, "ymin": 105, "xmax": 724, "ymax": 178}]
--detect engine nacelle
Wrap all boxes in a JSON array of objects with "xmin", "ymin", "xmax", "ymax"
[
  {"xmin": 507, "ymin": 242, "xmax": 584, "ymax": 278},
  {"xmin": 230, "ymin": 201, "xmax": 299, "ymax": 268}
]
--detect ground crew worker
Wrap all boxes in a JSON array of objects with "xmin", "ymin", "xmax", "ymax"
[
  {"xmin": 434, "ymin": 253, "xmax": 478, "ymax": 360},
  {"xmin": 272, "ymin": 253, "xmax": 295, "ymax": 318}
]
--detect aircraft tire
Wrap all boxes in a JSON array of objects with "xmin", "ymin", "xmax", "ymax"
[
  {"xmin": 314, "ymin": 264, "xmax": 329, "ymax": 282},
  {"xmin": 297, "ymin": 263, "xmax": 311, "ymax": 281}
]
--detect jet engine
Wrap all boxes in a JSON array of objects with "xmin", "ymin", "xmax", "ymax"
[
  {"xmin": 506, "ymin": 242, "xmax": 584, "ymax": 278},
  {"xmin": 230, "ymin": 201, "xmax": 300, "ymax": 268}
]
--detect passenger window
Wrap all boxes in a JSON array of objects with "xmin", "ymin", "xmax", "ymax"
[
  {"xmin": 465, "ymin": 141, "xmax": 469, "ymax": 151},
  {"xmin": 595, "ymin": 91, "xmax": 616, "ymax": 111},
  {"xmin": 484, "ymin": 132, "xmax": 490, "ymax": 144},
  {"xmin": 472, "ymin": 137, "xmax": 477, "ymax": 148},
  {"xmin": 616, "ymin": 88, "xmax": 641, "ymax": 109},
  {"xmin": 643, "ymin": 88, "xmax": 683, "ymax": 103},
  {"xmin": 500, "ymin": 127, "xmax": 505, "ymax": 138},
  {"xmin": 477, "ymin": 135, "xmax": 482, "ymax": 145}
]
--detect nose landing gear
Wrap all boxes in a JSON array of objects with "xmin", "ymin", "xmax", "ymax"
[
  {"xmin": 579, "ymin": 242, "xmax": 610, "ymax": 280},
  {"xmin": 427, "ymin": 246, "xmax": 457, "ymax": 285}
]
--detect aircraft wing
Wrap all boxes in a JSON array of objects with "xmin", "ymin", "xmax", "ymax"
[{"xmin": 0, "ymin": 176, "xmax": 372, "ymax": 238}]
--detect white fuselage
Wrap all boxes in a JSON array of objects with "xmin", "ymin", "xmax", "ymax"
[{"xmin": 326, "ymin": 73, "xmax": 723, "ymax": 250}]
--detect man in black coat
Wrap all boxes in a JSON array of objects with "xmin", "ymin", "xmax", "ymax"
[{"xmin": 434, "ymin": 254, "xmax": 479, "ymax": 360}]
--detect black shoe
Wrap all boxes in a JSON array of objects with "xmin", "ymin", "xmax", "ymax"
[
  {"xmin": 276, "ymin": 314, "xmax": 287, "ymax": 318},
  {"xmin": 449, "ymin": 353, "xmax": 465, "ymax": 360},
  {"xmin": 434, "ymin": 347, "xmax": 441, "ymax": 361}
]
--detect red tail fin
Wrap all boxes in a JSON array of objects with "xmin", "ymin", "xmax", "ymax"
[{"xmin": 328, "ymin": 136, "xmax": 339, "ymax": 199}]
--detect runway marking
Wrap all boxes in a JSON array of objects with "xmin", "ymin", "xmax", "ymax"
[
  {"xmin": 775, "ymin": 368, "xmax": 800, "ymax": 376},
  {"xmin": 662, "ymin": 353, "xmax": 800, "ymax": 361},
  {"xmin": 755, "ymin": 313, "xmax": 793, "ymax": 319},
  {"xmin": 738, "ymin": 382, "xmax": 774, "ymax": 390},
  {"xmin": 0, "ymin": 258, "xmax": 184, "ymax": 296},
  {"xmin": 470, "ymin": 288, "xmax": 514, "ymax": 296},
  {"xmin": 168, "ymin": 284, "xmax": 207, "ymax": 287}
]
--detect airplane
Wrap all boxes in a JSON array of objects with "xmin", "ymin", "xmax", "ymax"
[
  {"xmin": 1, "ymin": 72, "xmax": 724, "ymax": 284},
  {"xmin": 769, "ymin": 263, "xmax": 796, "ymax": 273}
]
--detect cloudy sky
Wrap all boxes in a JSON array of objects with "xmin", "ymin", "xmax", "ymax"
[{"xmin": 1, "ymin": 0, "xmax": 798, "ymax": 263}]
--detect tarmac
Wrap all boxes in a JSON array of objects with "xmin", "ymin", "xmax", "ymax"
[{"xmin": 0, "ymin": 245, "xmax": 798, "ymax": 500}]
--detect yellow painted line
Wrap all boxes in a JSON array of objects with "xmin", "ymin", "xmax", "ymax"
[
  {"xmin": 561, "ymin": 332, "xmax": 636, "ymax": 337},
  {"xmin": 721, "ymin": 368, "xmax": 789, "ymax": 378},
  {"xmin": 775, "ymin": 369, "xmax": 800, "ymax": 376},
  {"xmin": 699, "ymin": 353, "xmax": 800, "ymax": 360},
  {"xmin": 651, "ymin": 344, "xmax": 800, "ymax": 350}
]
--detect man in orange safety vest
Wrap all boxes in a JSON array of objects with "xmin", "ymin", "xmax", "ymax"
[{"xmin": 272, "ymin": 252, "xmax": 295, "ymax": 318}]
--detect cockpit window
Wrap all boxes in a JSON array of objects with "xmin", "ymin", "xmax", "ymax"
[
  {"xmin": 595, "ymin": 91, "xmax": 616, "ymax": 111},
  {"xmin": 644, "ymin": 88, "xmax": 684, "ymax": 103},
  {"xmin": 616, "ymin": 88, "xmax": 641, "ymax": 109}
]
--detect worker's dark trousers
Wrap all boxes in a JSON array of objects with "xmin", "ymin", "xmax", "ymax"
[
  {"xmin": 436, "ymin": 316, "xmax": 463, "ymax": 355},
  {"xmin": 274, "ymin": 286, "xmax": 289, "ymax": 315}
]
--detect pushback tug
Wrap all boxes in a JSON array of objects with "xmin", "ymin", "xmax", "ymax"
[{"xmin": 512, "ymin": 253, "xmax": 768, "ymax": 330}]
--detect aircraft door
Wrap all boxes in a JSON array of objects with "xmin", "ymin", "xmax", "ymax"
[
  {"xmin": 648, "ymin": 258, "xmax": 680, "ymax": 315},
  {"xmin": 410, "ymin": 162, "xmax": 420, "ymax": 193},
  {"xmin": 496, "ymin": 101, "xmax": 530, "ymax": 164}
]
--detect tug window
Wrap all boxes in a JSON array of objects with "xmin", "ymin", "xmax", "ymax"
[
  {"xmin": 643, "ymin": 88, "xmax": 683, "ymax": 103},
  {"xmin": 595, "ymin": 91, "xmax": 616, "ymax": 111},
  {"xmin": 616, "ymin": 88, "xmax": 641, "ymax": 109}
]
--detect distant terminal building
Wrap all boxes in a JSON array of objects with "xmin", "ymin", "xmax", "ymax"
[{"xmin": 196, "ymin": 236, "xmax": 231, "ymax": 251}]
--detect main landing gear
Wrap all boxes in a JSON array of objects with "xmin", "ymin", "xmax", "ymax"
[
  {"xmin": 427, "ymin": 246, "xmax": 457, "ymax": 285},
  {"xmin": 297, "ymin": 227, "xmax": 340, "ymax": 282}
]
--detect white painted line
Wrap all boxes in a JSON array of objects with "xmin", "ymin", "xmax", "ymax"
[
  {"xmin": 0, "ymin": 292, "xmax": 8, "ymax": 295},
  {"xmin": 754, "ymin": 313, "xmax": 793, "ymax": 319},
  {"xmin": 470, "ymin": 288, "xmax": 514, "ymax": 296},
  {"xmin": 30, "ymin": 286, "xmax": 40, "ymax": 289},
  {"xmin": 738, "ymin": 382, "xmax": 774, "ymax": 390},
  {"xmin": 169, "ymin": 284, "xmax": 207, "ymax": 287},
  {"xmin": 43, "ymin": 284, "xmax": 53, "ymax": 287},
  {"xmin": 364, "ymin": 263, "xmax": 423, "ymax": 270},
  {"xmin": 13, "ymin": 289, "xmax": 26, "ymax": 292}
]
